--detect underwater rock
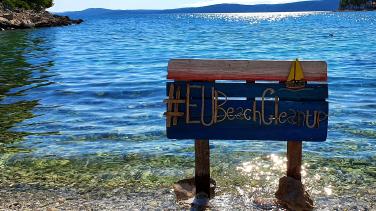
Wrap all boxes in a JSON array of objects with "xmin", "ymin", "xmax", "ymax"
[
  {"xmin": 275, "ymin": 176, "xmax": 314, "ymax": 211},
  {"xmin": 173, "ymin": 177, "xmax": 216, "ymax": 201},
  {"xmin": 191, "ymin": 192, "xmax": 210, "ymax": 211},
  {"xmin": 173, "ymin": 178, "xmax": 196, "ymax": 201}
]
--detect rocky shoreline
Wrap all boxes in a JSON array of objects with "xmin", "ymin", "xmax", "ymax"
[
  {"xmin": 0, "ymin": 7, "xmax": 82, "ymax": 30},
  {"xmin": 0, "ymin": 185, "xmax": 374, "ymax": 210}
]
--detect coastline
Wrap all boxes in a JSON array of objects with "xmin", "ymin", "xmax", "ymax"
[{"xmin": 0, "ymin": 6, "xmax": 82, "ymax": 31}]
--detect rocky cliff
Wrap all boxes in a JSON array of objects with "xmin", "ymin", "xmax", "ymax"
[{"xmin": 0, "ymin": 3, "xmax": 82, "ymax": 30}]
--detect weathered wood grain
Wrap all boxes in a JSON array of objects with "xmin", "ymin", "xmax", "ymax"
[
  {"xmin": 166, "ymin": 100, "xmax": 328, "ymax": 141},
  {"xmin": 167, "ymin": 82, "xmax": 328, "ymax": 101},
  {"xmin": 287, "ymin": 141, "xmax": 302, "ymax": 181},
  {"xmin": 195, "ymin": 139, "xmax": 210, "ymax": 197},
  {"xmin": 168, "ymin": 59, "xmax": 327, "ymax": 81}
]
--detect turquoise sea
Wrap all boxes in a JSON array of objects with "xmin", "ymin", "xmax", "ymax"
[{"xmin": 0, "ymin": 11, "xmax": 375, "ymax": 209}]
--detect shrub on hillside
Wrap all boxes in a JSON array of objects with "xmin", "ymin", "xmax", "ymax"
[{"xmin": 1, "ymin": 0, "xmax": 53, "ymax": 10}]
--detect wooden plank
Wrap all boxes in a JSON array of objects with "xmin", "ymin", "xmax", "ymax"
[
  {"xmin": 168, "ymin": 125, "xmax": 327, "ymax": 141},
  {"xmin": 287, "ymin": 141, "xmax": 302, "ymax": 181},
  {"xmin": 168, "ymin": 59, "xmax": 327, "ymax": 82},
  {"xmin": 166, "ymin": 100, "xmax": 328, "ymax": 141},
  {"xmin": 179, "ymin": 99, "xmax": 328, "ymax": 118},
  {"xmin": 246, "ymin": 80, "xmax": 255, "ymax": 102},
  {"xmin": 167, "ymin": 82, "xmax": 328, "ymax": 101},
  {"xmin": 195, "ymin": 139, "xmax": 210, "ymax": 197}
]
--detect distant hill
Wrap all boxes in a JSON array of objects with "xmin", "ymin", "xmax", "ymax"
[{"xmin": 60, "ymin": 0, "xmax": 340, "ymax": 18}]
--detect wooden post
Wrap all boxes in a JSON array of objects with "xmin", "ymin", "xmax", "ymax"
[
  {"xmin": 195, "ymin": 139, "xmax": 210, "ymax": 197},
  {"xmin": 286, "ymin": 141, "xmax": 302, "ymax": 181}
]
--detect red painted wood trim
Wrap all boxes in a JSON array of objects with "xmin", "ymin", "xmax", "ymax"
[{"xmin": 168, "ymin": 59, "xmax": 327, "ymax": 82}]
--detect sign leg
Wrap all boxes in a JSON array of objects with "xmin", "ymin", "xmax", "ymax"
[
  {"xmin": 287, "ymin": 141, "xmax": 302, "ymax": 181},
  {"xmin": 276, "ymin": 141, "xmax": 313, "ymax": 210},
  {"xmin": 195, "ymin": 139, "xmax": 210, "ymax": 197}
]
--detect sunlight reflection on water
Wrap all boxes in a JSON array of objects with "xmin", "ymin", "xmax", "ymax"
[
  {"xmin": 236, "ymin": 154, "xmax": 337, "ymax": 199},
  {"xmin": 192, "ymin": 11, "xmax": 324, "ymax": 23}
]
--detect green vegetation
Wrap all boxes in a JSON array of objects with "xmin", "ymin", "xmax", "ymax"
[
  {"xmin": 0, "ymin": 151, "xmax": 375, "ymax": 205},
  {"xmin": 339, "ymin": 0, "xmax": 376, "ymax": 10},
  {"xmin": 1, "ymin": 0, "xmax": 53, "ymax": 11}
]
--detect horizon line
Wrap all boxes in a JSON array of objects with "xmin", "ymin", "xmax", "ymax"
[{"xmin": 48, "ymin": 0, "xmax": 313, "ymax": 13}]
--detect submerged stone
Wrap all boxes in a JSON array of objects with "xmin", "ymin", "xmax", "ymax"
[
  {"xmin": 173, "ymin": 177, "xmax": 216, "ymax": 201},
  {"xmin": 275, "ymin": 176, "xmax": 314, "ymax": 211}
]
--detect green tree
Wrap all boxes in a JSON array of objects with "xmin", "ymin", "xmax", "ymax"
[
  {"xmin": 340, "ymin": 0, "xmax": 370, "ymax": 9},
  {"xmin": 1, "ymin": 0, "xmax": 53, "ymax": 10},
  {"xmin": 340, "ymin": 0, "xmax": 349, "ymax": 9}
]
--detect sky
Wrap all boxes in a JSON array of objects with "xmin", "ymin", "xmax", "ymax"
[{"xmin": 49, "ymin": 0, "xmax": 305, "ymax": 12}]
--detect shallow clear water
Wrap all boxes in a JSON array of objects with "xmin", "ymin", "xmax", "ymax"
[{"xmin": 0, "ymin": 11, "xmax": 375, "ymax": 209}]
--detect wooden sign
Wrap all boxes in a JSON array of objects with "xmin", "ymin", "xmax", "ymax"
[
  {"xmin": 165, "ymin": 59, "xmax": 328, "ymax": 142},
  {"xmin": 166, "ymin": 59, "xmax": 328, "ymax": 201}
]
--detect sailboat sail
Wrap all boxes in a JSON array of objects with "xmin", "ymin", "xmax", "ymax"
[
  {"xmin": 288, "ymin": 59, "xmax": 305, "ymax": 81},
  {"xmin": 294, "ymin": 59, "xmax": 305, "ymax": 81}
]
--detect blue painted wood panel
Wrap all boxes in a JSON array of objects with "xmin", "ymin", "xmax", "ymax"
[
  {"xmin": 165, "ymin": 82, "xmax": 328, "ymax": 141},
  {"xmin": 167, "ymin": 82, "xmax": 327, "ymax": 101}
]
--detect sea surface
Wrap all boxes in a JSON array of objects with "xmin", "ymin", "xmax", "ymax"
[{"xmin": 0, "ymin": 11, "xmax": 375, "ymax": 209}]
